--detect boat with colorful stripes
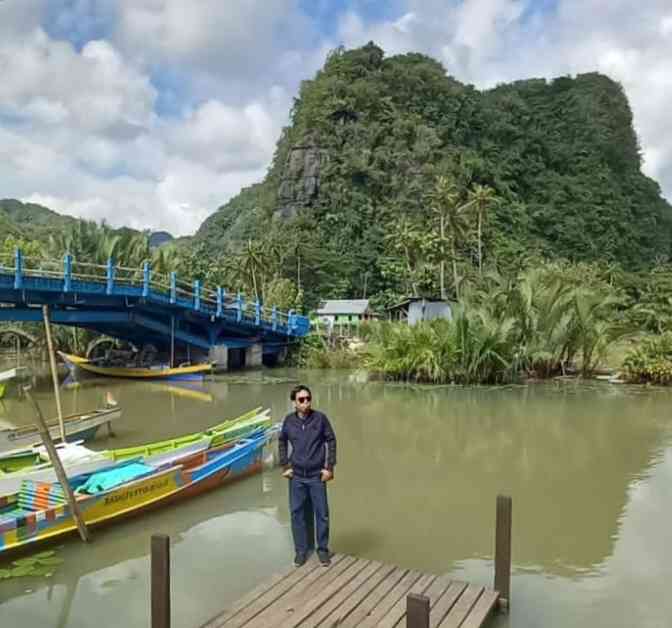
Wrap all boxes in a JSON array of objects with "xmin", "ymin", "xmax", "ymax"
[{"xmin": 0, "ymin": 430, "xmax": 270, "ymax": 554}]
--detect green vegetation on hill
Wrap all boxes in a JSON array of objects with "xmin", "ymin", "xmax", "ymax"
[
  {"xmin": 0, "ymin": 199, "xmax": 78, "ymax": 240},
  {"xmin": 0, "ymin": 199, "xmax": 174, "ymax": 253},
  {"xmin": 194, "ymin": 43, "xmax": 672, "ymax": 309}
]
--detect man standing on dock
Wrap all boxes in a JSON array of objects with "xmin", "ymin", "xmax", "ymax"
[{"xmin": 279, "ymin": 384, "xmax": 337, "ymax": 567}]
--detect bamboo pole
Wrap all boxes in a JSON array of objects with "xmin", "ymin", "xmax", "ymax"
[
  {"xmin": 42, "ymin": 305, "xmax": 65, "ymax": 442},
  {"xmin": 24, "ymin": 387, "xmax": 91, "ymax": 543}
]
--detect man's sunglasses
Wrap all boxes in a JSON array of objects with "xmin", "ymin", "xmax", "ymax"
[{"xmin": 297, "ymin": 396, "xmax": 311, "ymax": 403}]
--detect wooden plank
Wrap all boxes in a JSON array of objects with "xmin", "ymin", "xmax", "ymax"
[
  {"xmin": 437, "ymin": 585, "xmax": 484, "ymax": 628},
  {"xmin": 429, "ymin": 582, "xmax": 467, "ymax": 628},
  {"xmin": 248, "ymin": 555, "xmax": 359, "ymax": 628},
  {"xmin": 201, "ymin": 559, "xmax": 320, "ymax": 628},
  {"xmin": 296, "ymin": 561, "xmax": 387, "ymax": 627},
  {"xmin": 218, "ymin": 556, "xmax": 345, "ymax": 628},
  {"xmin": 274, "ymin": 558, "xmax": 372, "ymax": 628},
  {"xmin": 199, "ymin": 568, "xmax": 294, "ymax": 628},
  {"xmin": 458, "ymin": 590, "xmax": 499, "ymax": 628},
  {"xmin": 376, "ymin": 575, "xmax": 448, "ymax": 628},
  {"xmin": 357, "ymin": 572, "xmax": 431, "ymax": 628},
  {"xmin": 406, "ymin": 594, "xmax": 430, "ymax": 628},
  {"xmin": 337, "ymin": 567, "xmax": 411, "ymax": 628},
  {"xmin": 304, "ymin": 561, "xmax": 397, "ymax": 627}
]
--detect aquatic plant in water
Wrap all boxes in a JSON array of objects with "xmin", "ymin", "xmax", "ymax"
[{"xmin": 0, "ymin": 550, "xmax": 63, "ymax": 579}]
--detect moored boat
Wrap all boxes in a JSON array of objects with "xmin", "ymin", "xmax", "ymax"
[
  {"xmin": 58, "ymin": 352, "xmax": 212, "ymax": 381},
  {"xmin": 0, "ymin": 407, "xmax": 272, "ymax": 493},
  {"xmin": 0, "ymin": 405, "xmax": 121, "ymax": 455},
  {"xmin": 0, "ymin": 430, "xmax": 270, "ymax": 554}
]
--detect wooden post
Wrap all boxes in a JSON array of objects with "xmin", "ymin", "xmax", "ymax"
[
  {"xmin": 406, "ymin": 593, "xmax": 430, "ymax": 628},
  {"xmin": 42, "ymin": 305, "xmax": 65, "ymax": 443},
  {"xmin": 24, "ymin": 387, "xmax": 90, "ymax": 543},
  {"xmin": 494, "ymin": 494, "xmax": 512, "ymax": 612},
  {"xmin": 151, "ymin": 534, "xmax": 170, "ymax": 628}
]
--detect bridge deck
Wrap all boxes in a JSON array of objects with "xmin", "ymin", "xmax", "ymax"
[
  {"xmin": 200, "ymin": 554, "xmax": 500, "ymax": 628},
  {"xmin": 0, "ymin": 251, "xmax": 310, "ymax": 353}
]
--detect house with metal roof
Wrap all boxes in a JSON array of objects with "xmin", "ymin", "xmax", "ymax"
[
  {"xmin": 315, "ymin": 299, "xmax": 375, "ymax": 332},
  {"xmin": 386, "ymin": 297, "xmax": 453, "ymax": 325}
]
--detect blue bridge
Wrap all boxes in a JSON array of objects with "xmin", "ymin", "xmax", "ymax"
[{"xmin": 0, "ymin": 250, "xmax": 310, "ymax": 369}]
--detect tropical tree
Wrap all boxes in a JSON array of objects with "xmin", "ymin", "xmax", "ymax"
[
  {"xmin": 466, "ymin": 184, "xmax": 497, "ymax": 274},
  {"xmin": 428, "ymin": 175, "xmax": 470, "ymax": 299}
]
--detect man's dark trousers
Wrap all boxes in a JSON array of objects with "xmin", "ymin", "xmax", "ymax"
[{"xmin": 289, "ymin": 473, "xmax": 329, "ymax": 557}]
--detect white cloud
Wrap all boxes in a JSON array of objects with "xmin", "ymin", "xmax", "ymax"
[{"xmin": 1, "ymin": 0, "xmax": 672, "ymax": 238}]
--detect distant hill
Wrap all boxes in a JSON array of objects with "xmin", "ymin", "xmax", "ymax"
[
  {"xmin": 0, "ymin": 199, "xmax": 79, "ymax": 239},
  {"xmin": 149, "ymin": 231, "xmax": 174, "ymax": 248},
  {"xmin": 0, "ymin": 199, "xmax": 174, "ymax": 250}
]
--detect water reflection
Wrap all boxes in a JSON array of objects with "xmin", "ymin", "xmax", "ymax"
[{"xmin": 0, "ymin": 367, "xmax": 671, "ymax": 628}]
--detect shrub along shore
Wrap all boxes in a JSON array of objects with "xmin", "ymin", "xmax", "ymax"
[{"xmin": 297, "ymin": 261, "xmax": 672, "ymax": 386}]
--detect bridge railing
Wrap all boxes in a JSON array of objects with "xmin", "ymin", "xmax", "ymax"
[{"xmin": 0, "ymin": 249, "xmax": 309, "ymax": 336}]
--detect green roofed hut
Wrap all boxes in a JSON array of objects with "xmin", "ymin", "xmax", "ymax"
[{"xmin": 315, "ymin": 299, "xmax": 376, "ymax": 335}]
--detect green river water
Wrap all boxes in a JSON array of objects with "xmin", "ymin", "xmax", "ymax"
[{"xmin": 0, "ymin": 365, "xmax": 671, "ymax": 627}]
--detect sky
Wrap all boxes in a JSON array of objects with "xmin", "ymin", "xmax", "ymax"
[{"xmin": 1, "ymin": 0, "xmax": 671, "ymax": 237}]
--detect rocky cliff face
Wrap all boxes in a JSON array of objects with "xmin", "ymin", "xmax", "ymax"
[{"xmin": 274, "ymin": 142, "xmax": 323, "ymax": 219}]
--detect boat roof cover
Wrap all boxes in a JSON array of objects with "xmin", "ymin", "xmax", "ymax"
[{"xmin": 75, "ymin": 462, "xmax": 155, "ymax": 495}]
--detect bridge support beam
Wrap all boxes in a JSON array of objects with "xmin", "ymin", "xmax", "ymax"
[
  {"xmin": 208, "ymin": 345, "xmax": 228, "ymax": 372},
  {"xmin": 245, "ymin": 343, "xmax": 263, "ymax": 368}
]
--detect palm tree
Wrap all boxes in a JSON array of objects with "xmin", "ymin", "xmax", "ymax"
[
  {"xmin": 383, "ymin": 216, "xmax": 423, "ymax": 296},
  {"xmin": 428, "ymin": 175, "xmax": 469, "ymax": 299},
  {"xmin": 239, "ymin": 239, "xmax": 265, "ymax": 300},
  {"xmin": 466, "ymin": 184, "xmax": 497, "ymax": 275}
]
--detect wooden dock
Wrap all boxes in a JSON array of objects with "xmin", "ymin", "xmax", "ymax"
[
  {"xmin": 150, "ymin": 496, "xmax": 512, "ymax": 628},
  {"xmin": 199, "ymin": 554, "xmax": 500, "ymax": 628}
]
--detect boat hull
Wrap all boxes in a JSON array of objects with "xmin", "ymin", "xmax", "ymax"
[
  {"xmin": 0, "ymin": 435, "xmax": 267, "ymax": 554},
  {"xmin": 0, "ymin": 406, "xmax": 121, "ymax": 454},
  {"xmin": 59, "ymin": 352, "xmax": 212, "ymax": 381}
]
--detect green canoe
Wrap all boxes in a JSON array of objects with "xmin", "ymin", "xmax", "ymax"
[{"xmin": 0, "ymin": 406, "xmax": 270, "ymax": 475}]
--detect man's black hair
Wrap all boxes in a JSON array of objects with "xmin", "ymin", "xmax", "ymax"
[{"xmin": 290, "ymin": 384, "xmax": 312, "ymax": 401}]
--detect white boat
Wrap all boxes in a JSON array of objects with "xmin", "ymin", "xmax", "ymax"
[
  {"xmin": 0, "ymin": 366, "xmax": 27, "ymax": 399},
  {"xmin": 0, "ymin": 405, "xmax": 122, "ymax": 454}
]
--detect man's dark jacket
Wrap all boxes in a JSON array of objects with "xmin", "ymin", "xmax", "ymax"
[{"xmin": 278, "ymin": 410, "xmax": 337, "ymax": 474}]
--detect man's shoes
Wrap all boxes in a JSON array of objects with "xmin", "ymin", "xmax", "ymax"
[
  {"xmin": 293, "ymin": 553, "xmax": 307, "ymax": 567},
  {"xmin": 317, "ymin": 550, "xmax": 331, "ymax": 566}
]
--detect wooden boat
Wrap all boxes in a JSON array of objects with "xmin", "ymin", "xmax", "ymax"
[
  {"xmin": 0, "ymin": 408, "xmax": 271, "ymax": 493},
  {"xmin": 58, "ymin": 352, "xmax": 212, "ymax": 381},
  {"xmin": 0, "ymin": 405, "xmax": 121, "ymax": 455},
  {"xmin": 0, "ymin": 431, "xmax": 269, "ymax": 554}
]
